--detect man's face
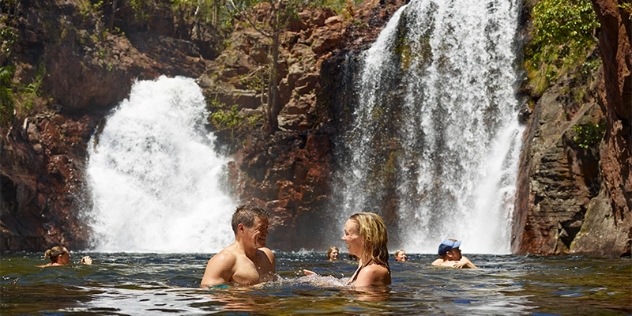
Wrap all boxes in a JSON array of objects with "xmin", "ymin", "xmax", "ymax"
[
  {"xmin": 446, "ymin": 247, "xmax": 462, "ymax": 260},
  {"xmin": 243, "ymin": 216, "xmax": 269, "ymax": 248}
]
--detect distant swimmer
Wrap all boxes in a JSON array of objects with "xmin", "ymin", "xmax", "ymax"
[
  {"xmin": 38, "ymin": 246, "xmax": 92, "ymax": 267},
  {"xmin": 38, "ymin": 246, "xmax": 70, "ymax": 267},
  {"xmin": 200, "ymin": 205, "xmax": 276, "ymax": 288},
  {"xmin": 431, "ymin": 239, "xmax": 477, "ymax": 269},
  {"xmin": 394, "ymin": 249, "xmax": 407, "ymax": 262},
  {"xmin": 327, "ymin": 246, "xmax": 340, "ymax": 261}
]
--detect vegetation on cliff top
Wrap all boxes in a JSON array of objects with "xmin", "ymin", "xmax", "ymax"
[
  {"xmin": 214, "ymin": 0, "xmax": 356, "ymax": 134},
  {"xmin": 0, "ymin": 18, "xmax": 47, "ymax": 128},
  {"xmin": 524, "ymin": 0, "xmax": 600, "ymax": 97}
]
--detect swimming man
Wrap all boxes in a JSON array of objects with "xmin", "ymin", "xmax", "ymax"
[
  {"xmin": 201, "ymin": 205, "xmax": 276, "ymax": 287},
  {"xmin": 431, "ymin": 239, "xmax": 477, "ymax": 268}
]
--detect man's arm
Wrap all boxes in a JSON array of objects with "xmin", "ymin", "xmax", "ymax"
[
  {"xmin": 454, "ymin": 256, "xmax": 477, "ymax": 269},
  {"xmin": 200, "ymin": 251, "xmax": 235, "ymax": 288},
  {"xmin": 260, "ymin": 247, "xmax": 276, "ymax": 271},
  {"xmin": 258, "ymin": 247, "xmax": 277, "ymax": 281}
]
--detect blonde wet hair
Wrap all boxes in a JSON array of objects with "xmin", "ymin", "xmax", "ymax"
[
  {"xmin": 349, "ymin": 212, "xmax": 390, "ymax": 271},
  {"xmin": 44, "ymin": 246, "xmax": 69, "ymax": 263}
]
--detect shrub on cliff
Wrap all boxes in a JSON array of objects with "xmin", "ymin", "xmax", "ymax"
[{"xmin": 524, "ymin": 0, "xmax": 600, "ymax": 96}]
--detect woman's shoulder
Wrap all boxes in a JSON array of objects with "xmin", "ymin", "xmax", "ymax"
[
  {"xmin": 355, "ymin": 262, "xmax": 391, "ymax": 286},
  {"xmin": 361, "ymin": 263, "xmax": 390, "ymax": 279},
  {"xmin": 365, "ymin": 262, "xmax": 389, "ymax": 271}
]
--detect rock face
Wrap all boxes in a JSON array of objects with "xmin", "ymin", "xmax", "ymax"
[
  {"xmin": 1, "ymin": 113, "xmax": 95, "ymax": 250},
  {"xmin": 511, "ymin": 0, "xmax": 631, "ymax": 257},
  {"xmin": 1, "ymin": 0, "xmax": 218, "ymax": 251}
]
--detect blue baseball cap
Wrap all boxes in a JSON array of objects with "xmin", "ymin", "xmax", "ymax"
[{"xmin": 438, "ymin": 239, "xmax": 462, "ymax": 256}]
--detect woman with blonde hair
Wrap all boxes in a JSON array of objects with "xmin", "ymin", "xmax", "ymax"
[
  {"xmin": 39, "ymin": 246, "xmax": 71, "ymax": 267},
  {"xmin": 342, "ymin": 212, "xmax": 391, "ymax": 287},
  {"xmin": 38, "ymin": 246, "xmax": 92, "ymax": 267}
]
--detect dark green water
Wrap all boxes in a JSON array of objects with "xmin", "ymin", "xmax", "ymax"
[{"xmin": 1, "ymin": 252, "xmax": 630, "ymax": 315}]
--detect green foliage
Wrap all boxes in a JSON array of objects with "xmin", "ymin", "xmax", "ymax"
[
  {"xmin": 572, "ymin": 123, "xmax": 605, "ymax": 149},
  {"xmin": 172, "ymin": 0, "xmax": 205, "ymax": 24},
  {"xmin": 172, "ymin": 0, "xmax": 259, "ymax": 33},
  {"xmin": 239, "ymin": 73, "xmax": 265, "ymax": 91},
  {"xmin": 0, "ymin": 27, "xmax": 18, "ymax": 58},
  {"xmin": 0, "ymin": 66, "xmax": 15, "ymax": 126},
  {"xmin": 0, "ymin": 61, "xmax": 48, "ymax": 128},
  {"xmin": 19, "ymin": 64, "xmax": 46, "ymax": 111},
  {"xmin": 310, "ymin": 0, "xmax": 360, "ymax": 14},
  {"xmin": 247, "ymin": 112, "xmax": 263, "ymax": 126},
  {"xmin": 130, "ymin": 0, "xmax": 151, "ymax": 21},
  {"xmin": 210, "ymin": 104, "xmax": 243, "ymax": 129},
  {"xmin": 112, "ymin": 26, "xmax": 125, "ymax": 36},
  {"xmin": 79, "ymin": 0, "xmax": 104, "ymax": 18},
  {"xmin": 525, "ymin": 0, "xmax": 600, "ymax": 95}
]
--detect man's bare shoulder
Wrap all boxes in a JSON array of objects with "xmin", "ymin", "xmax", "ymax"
[
  {"xmin": 431, "ymin": 259, "xmax": 443, "ymax": 266},
  {"xmin": 206, "ymin": 246, "xmax": 245, "ymax": 275},
  {"xmin": 431, "ymin": 259, "xmax": 455, "ymax": 267},
  {"xmin": 213, "ymin": 246, "xmax": 237, "ymax": 259},
  {"xmin": 201, "ymin": 246, "xmax": 240, "ymax": 288},
  {"xmin": 258, "ymin": 247, "xmax": 275, "ymax": 260}
]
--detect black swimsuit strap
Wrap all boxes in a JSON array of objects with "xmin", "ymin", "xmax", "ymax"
[{"xmin": 349, "ymin": 259, "xmax": 374, "ymax": 284}]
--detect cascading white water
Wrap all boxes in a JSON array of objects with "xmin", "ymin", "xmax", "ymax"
[
  {"xmin": 337, "ymin": 0, "xmax": 523, "ymax": 254},
  {"xmin": 86, "ymin": 76, "xmax": 236, "ymax": 253}
]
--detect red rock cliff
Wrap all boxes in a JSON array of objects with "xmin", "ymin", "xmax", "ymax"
[{"xmin": 512, "ymin": 0, "xmax": 631, "ymax": 257}]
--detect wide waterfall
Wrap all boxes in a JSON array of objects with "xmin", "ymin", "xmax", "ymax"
[
  {"xmin": 85, "ymin": 76, "xmax": 235, "ymax": 253},
  {"xmin": 333, "ymin": 0, "xmax": 524, "ymax": 254}
]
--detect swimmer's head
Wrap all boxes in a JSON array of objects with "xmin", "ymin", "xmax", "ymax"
[
  {"xmin": 231, "ymin": 204, "xmax": 270, "ymax": 234},
  {"xmin": 45, "ymin": 246, "xmax": 70, "ymax": 264}
]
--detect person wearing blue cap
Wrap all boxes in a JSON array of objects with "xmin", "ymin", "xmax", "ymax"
[{"xmin": 431, "ymin": 239, "xmax": 477, "ymax": 268}]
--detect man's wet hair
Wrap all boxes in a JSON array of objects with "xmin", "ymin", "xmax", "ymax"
[{"xmin": 231, "ymin": 204, "xmax": 270, "ymax": 234}]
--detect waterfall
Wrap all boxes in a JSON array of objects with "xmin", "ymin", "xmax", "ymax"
[
  {"xmin": 85, "ymin": 76, "xmax": 236, "ymax": 253},
  {"xmin": 334, "ymin": 0, "xmax": 523, "ymax": 254}
]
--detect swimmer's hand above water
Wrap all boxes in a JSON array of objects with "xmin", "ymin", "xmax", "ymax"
[
  {"xmin": 80, "ymin": 256, "xmax": 93, "ymax": 265},
  {"xmin": 303, "ymin": 269, "xmax": 317, "ymax": 276}
]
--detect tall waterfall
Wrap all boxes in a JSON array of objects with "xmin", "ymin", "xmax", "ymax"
[
  {"xmin": 333, "ymin": 0, "xmax": 523, "ymax": 254},
  {"xmin": 86, "ymin": 76, "xmax": 236, "ymax": 253}
]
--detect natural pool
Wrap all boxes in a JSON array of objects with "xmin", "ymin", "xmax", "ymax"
[{"xmin": 1, "ymin": 252, "xmax": 630, "ymax": 315}]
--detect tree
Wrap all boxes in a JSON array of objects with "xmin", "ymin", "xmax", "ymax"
[
  {"xmin": 227, "ymin": 0, "xmax": 307, "ymax": 133},
  {"xmin": 0, "ymin": 66, "xmax": 15, "ymax": 126}
]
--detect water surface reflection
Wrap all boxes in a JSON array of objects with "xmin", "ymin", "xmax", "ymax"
[{"xmin": 1, "ymin": 253, "xmax": 630, "ymax": 315}]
